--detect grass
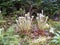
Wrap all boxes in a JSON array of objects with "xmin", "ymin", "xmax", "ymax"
[{"xmin": 0, "ymin": 20, "xmax": 6, "ymax": 23}]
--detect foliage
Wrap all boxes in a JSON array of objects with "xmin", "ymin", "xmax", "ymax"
[
  {"xmin": 13, "ymin": 8, "xmax": 25, "ymax": 16},
  {"xmin": 0, "ymin": 12, "xmax": 3, "ymax": 20},
  {"xmin": 0, "ymin": 25, "xmax": 20, "ymax": 45},
  {"xmin": 52, "ymin": 23, "xmax": 60, "ymax": 31},
  {"xmin": 43, "ymin": 3, "xmax": 59, "ymax": 16},
  {"xmin": 0, "ymin": 0, "xmax": 44, "ymax": 16},
  {"xmin": 48, "ymin": 20, "xmax": 60, "ymax": 31},
  {"xmin": 48, "ymin": 20, "xmax": 60, "ymax": 45},
  {"xmin": 0, "ymin": 0, "xmax": 60, "ymax": 18},
  {"xmin": 50, "ymin": 33, "xmax": 60, "ymax": 45}
]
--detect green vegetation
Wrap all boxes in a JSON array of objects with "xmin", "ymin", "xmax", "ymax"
[
  {"xmin": 0, "ymin": 25, "xmax": 20, "ymax": 45},
  {"xmin": 0, "ymin": 0, "xmax": 60, "ymax": 17},
  {"xmin": 50, "ymin": 33, "xmax": 60, "ymax": 45},
  {"xmin": 0, "ymin": 0, "xmax": 60, "ymax": 45}
]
